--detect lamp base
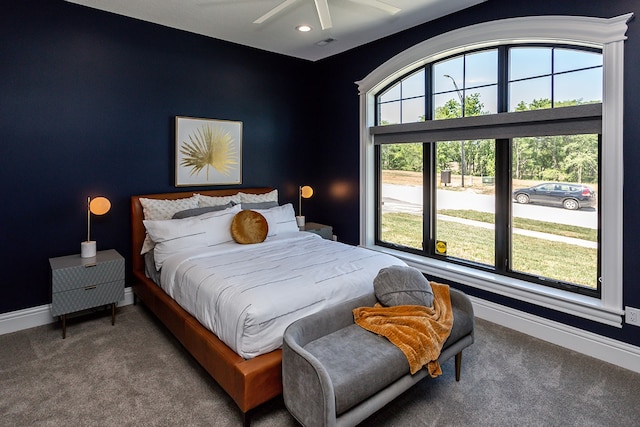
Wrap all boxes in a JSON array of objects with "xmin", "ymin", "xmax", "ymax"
[
  {"xmin": 81, "ymin": 241, "xmax": 97, "ymax": 258},
  {"xmin": 296, "ymin": 215, "xmax": 306, "ymax": 229}
]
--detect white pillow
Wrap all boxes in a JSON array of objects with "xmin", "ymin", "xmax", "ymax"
[
  {"xmin": 204, "ymin": 204, "xmax": 242, "ymax": 246},
  {"xmin": 139, "ymin": 196, "xmax": 199, "ymax": 254},
  {"xmin": 238, "ymin": 189, "xmax": 278, "ymax": 203},
  {"xmin": 144, "ymin": 204, "xmax": 241, "ymax": 270},
  {"xmin": 253, "ymin": 203, "xmax": 299, "ymax": 236},
  {"xmin": 197, "ymin": 193, "xmax": 241, "ymax": 207}
]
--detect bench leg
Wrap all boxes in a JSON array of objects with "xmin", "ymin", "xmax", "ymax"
[{"xmin": 455, "ymin": 352, "xmax": 462, "ymax": 381}]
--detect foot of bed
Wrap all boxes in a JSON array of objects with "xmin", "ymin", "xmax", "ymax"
[{"xmin": 242, "ymin": 409, "xmax": 253, "ymax": 427}]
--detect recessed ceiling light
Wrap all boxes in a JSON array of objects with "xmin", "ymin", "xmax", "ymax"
[{"xmin": 296, "ymin": 25, "xmax": 312, "ymax": 32}]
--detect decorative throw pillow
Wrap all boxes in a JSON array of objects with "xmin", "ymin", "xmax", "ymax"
[
  {"xmin": 238, "ymin": 189, "xmax": 278, "ymax": 203},
  {"xmin": 172, "ymin": 203, "xmax": 234, "ymax": 219},
  {"xmin": 140, "ymin": 195, "xmax": 199, "ymax": 220},
  {"xmin": 373, "ymin": 265, "xmax": 434, "ymax": 307},
  {"xmin": 231, "ymin": 210, "xmax": 268, "ymax": 244},
  {"xmin": 240, "ymin": 201, "xmax": 278, "ymax": 210},
  {"xmin": 196, "ymin": 193, "xmax": 242, "ymax": 207},
  {"xmin": 139, "ymin": 195, "xmax": 199, "ymax": 254}
]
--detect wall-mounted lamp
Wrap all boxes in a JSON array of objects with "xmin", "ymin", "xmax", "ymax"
[
  {"xmin": 81, "ymin": 196, "xmax": 111, "ymax": 258},
  {"xmin": 296, "ymin": 185, "xmax": 313, "ymax": 228}
]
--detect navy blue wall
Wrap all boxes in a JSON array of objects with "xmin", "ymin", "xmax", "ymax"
[
  {"xmin": 2, "ymin": 0, "xmax": 639, "ymax": 349},
  {"xmin": 0, "ymin": 1, "xmax": 315, "ymax": 313},
  {"xmin": 315, "ymin": 0, "xmax": 640, "ymax": 348}
]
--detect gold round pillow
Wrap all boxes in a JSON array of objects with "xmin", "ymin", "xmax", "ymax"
[{"xmin": 231, "ymin": 210, "xmax": 269, "ymax": 244}]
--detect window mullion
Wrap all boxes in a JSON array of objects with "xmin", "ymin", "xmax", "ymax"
[
  {"xmin": 494, "ymin": 138, "xmax": 511, "ymax": 273},
  {"xmin": 374, "ymin": 144, "xmax": 382, "ymax": 244},
  {"xmin": 423, "ymin": 143, "xmax": 433, "ymax": 254},
  {"xmin": 425, "ymin": 65, "xmax": 433, "ymax": 120},
  {"xmin": 498, "ymin": 46, "xmax": 508, "ymax": 113},
  {"xmin": 551, "ymin": 47, "xmax": 556, "ymax": 108}
]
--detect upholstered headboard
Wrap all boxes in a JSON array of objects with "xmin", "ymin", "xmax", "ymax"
[{"xmin": 130, "ymin": 188, "xmax": 273, "ymax": 276}]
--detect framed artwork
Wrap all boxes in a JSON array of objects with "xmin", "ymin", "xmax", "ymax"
[{"xmin": 175, "ymin": 116, "xmax": 242, "ymax": 186}]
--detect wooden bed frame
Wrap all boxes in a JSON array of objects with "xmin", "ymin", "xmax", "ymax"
[{"xmin": 130, "ymin": 188, "xmax": 280, "ymax": 427}]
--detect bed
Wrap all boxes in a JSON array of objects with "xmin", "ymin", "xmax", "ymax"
[{"xmin": 130, "ymin": 188, "xmax": 405, "ymax": 425}]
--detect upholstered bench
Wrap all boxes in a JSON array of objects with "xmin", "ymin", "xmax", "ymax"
[{"xmin": 282, "ymin": 287, "xmax": 474, "ymax": 427}]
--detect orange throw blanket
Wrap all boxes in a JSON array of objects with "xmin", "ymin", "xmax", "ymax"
[{"xmin": 353, "ymin": 282, "xmax": 453, "ymax": 376}]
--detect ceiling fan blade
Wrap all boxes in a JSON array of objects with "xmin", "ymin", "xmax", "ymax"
[
  {"xmin": 348, "ymin": 0, "xmax": 401, "ymax": 15},
  {"xmin": 253, "ymin": 0, "xmax": 300, "ymax": 24},
  {"xmin": 314, "ymin": 0, "xmax": 333, "ymax": 30}
]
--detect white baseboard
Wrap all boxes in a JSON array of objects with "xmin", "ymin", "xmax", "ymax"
[
  {"xmin": 0, "ymin": 288, "xmax": 135, "ymax": 336},
  {"xmin": 471, "ymin": 296, "xmax": 640, "ymax": 374},
  {"xmin": 1, "ymin": 290, "xmax": 638, "ymax": 374}
]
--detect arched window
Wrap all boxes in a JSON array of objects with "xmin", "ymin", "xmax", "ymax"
[{"xmin": 357, "ymin": 14, "xmax": 631, "ymax": 326}]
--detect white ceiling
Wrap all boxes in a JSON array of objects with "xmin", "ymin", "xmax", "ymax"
[{"xmin": 66, "ymin": 0, "xmax": 486, "ymax": 61}]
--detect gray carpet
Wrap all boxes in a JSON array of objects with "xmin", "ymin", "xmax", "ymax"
[{"xmin": 1, "ymin": 303, "xmax": 638, "ymax": 426}]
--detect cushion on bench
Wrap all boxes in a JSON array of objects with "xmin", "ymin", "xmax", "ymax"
[
  {"xmin": 304, "ymin": 324, "xmax": 409, "ymax": 415},
  {"xmin": 444, "ymin": 293, "xmax": 475, "ymax": 346}
]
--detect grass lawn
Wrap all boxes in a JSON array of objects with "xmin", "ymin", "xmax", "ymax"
[
  {"xmin": 438, "ymin": 209, "xmax": 598, "ymax": 242},
  {"xmin": 381, "ymin": 211, "xmax": 597, "ymax": 288}
]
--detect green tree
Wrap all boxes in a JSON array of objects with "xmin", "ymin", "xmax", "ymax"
[
  {"xmin": 434, "ymin": 92, "xmax": 486, "ymax": 119},
  {"xmin": 561, "ymin": 134, "xmax": 598, "ymax": 183},
  {"xmin": 381, "ymin": 144, "xmax": 422, "ymax": 172}
]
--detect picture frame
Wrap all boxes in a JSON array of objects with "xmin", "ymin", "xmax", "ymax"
[{"xmin": 175, "ymin": 116, "xmax": 242, "ymax": 186}]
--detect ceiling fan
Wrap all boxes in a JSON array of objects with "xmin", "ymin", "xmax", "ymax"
[{"xmin": 254, "ymin": 0, "xmax": 401, "ymax": 30}]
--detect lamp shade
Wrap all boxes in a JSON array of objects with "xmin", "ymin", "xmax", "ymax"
[
  {"xmin": 300, "ymin": 185, "xmax": 313, "ymax": 199},
  {"xmin": 89, "ymin": 197, "xmax": 111, "ymax": 215}
]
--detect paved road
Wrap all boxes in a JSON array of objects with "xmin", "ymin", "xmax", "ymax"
[{"xmin": 382, "ymin": 183, "xmax": 598, "ymax": 229}]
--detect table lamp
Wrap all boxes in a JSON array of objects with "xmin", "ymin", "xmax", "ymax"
[
  {"xmin": 297, "ymin": 185, "xmax": 313, "ymax": 228},
  {"xmin": 81, "ymin": 196, "xmax": 111, "ymax": 258}
]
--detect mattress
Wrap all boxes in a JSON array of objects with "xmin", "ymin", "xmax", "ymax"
[{"xmin": 159, "ymin": 232, "xmax": 405, "ymax": 358}]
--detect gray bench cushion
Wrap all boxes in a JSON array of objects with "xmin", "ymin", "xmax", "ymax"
[
  {"xmin": 304, "ymin": 324, "xmax": 409, "ymax": 415},
  {"xmin": 445, "ymin": 302, "xmax": 474, "ymax": 346}
]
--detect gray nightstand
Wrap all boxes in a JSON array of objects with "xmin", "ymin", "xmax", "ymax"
[
  {"xmin": 49, "ymin": 249, "xmax": 124, "ymax": 338},
  {"xmin": 303, "ymin": 222, "xmax": 334, "ymax": 240}
]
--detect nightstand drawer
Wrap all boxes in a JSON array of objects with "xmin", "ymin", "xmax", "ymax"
[
  {"xmin": 51, "ymin": 280, "xmax": 124, "ymax": 317},
  {"xmin": 50, "ymin": 250, "xmax": 124, "ymax": 292}
]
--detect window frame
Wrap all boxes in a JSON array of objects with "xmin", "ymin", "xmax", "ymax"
[{"xmin": 357, "ymin": 14, "xmax": 631, "ymax": 327}]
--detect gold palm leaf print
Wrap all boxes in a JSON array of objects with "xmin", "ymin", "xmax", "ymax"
[{"xmin": 180, "ymin": 124, "xmax": 239, "ymax": 179}]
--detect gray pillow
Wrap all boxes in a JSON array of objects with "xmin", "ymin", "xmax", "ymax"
[
  {"xmin": 373, "ymin": 265, "xmax": 434, "ymax": 307},
  {"xmin": 172, "ymin": 203, "xmax": 234, "ymax": 219},
  {"xmin": 241, "ymin": 201, "xmax": 279, "ymax": 210}
]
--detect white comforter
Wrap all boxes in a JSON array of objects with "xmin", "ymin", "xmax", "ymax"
[{"xmin": 160, "ymin": 232, "xmax": 405, "ymax": 358}]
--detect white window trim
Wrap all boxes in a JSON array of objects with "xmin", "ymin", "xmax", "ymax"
[{"xmin": 357, "ymin": 14, "xmax": 632, "ymax": 327}]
